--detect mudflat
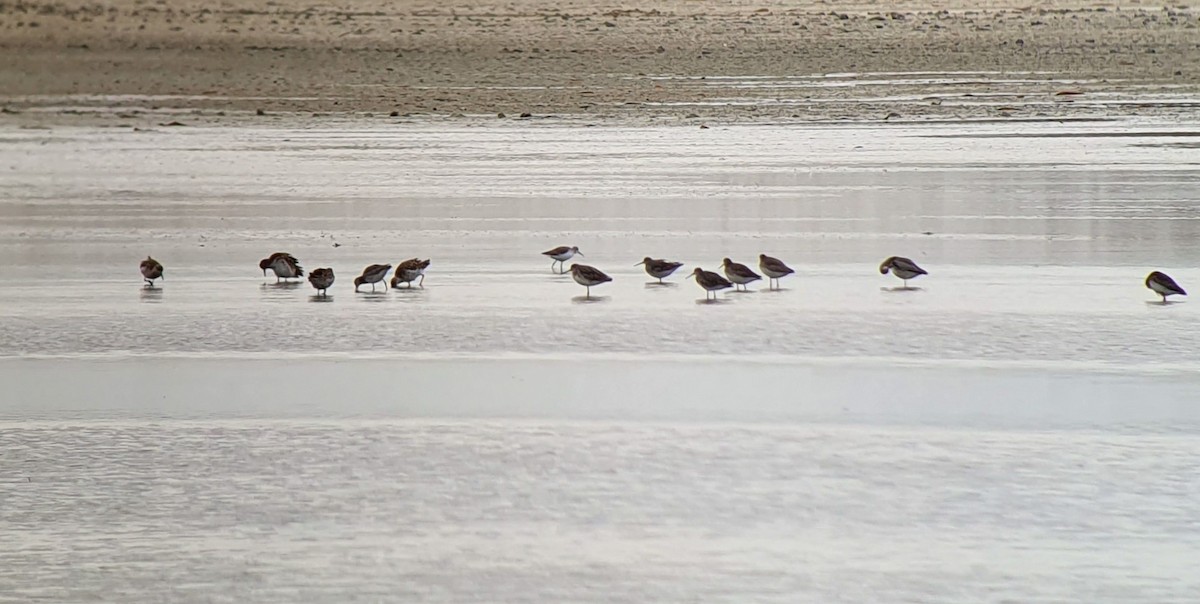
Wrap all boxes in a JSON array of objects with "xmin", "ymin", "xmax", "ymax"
[{"xmin": 2, "ymin": 0, "xmax": 1198, "ymax": 125}]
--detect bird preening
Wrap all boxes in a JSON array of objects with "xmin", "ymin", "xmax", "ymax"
[
  {"xmin": 308, "ymin": 268, "xmax": 335, "ymax": 296},
  {"xmin": 260, "ymin": 252, "xmax": 303, "ymax": 282},
  {"xmin": 879, "ymin": 256, "xmax": 927, "ymax": 288},
  {"xmin": 1146, "ymin": 271, "xmax": 1186, "ymax": 303},
  {"xmin": 139, "ymin": 256, "xmax": 163, "ymax": 287}
]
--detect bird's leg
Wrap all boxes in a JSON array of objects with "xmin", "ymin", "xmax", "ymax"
[{"xmin": 419, "ymin": 275, "xmax": 425, "ymax": 288}]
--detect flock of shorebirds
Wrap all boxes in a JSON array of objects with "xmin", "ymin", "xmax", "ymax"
[{"xmin": 137, "ymin": 246, "xmax": 1190, "ymax": 303}]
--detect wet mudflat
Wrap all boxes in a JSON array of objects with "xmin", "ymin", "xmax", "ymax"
[{"xmin": 3, "ymin": 119, "xmax": 1200, "ymax": 602}]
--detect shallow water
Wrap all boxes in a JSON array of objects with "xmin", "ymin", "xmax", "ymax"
[
  {"xmin": 3, "ymin": 120, "xmax": 1200, "ymax": 601},
  {"xmin": 4, "ymin": 420, "xmax": 1200, "ymax": 603}
]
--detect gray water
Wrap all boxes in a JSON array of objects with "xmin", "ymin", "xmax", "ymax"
[{"xmin": 3, "ymin": 119, "xmax": 1200, "ymax": 601}]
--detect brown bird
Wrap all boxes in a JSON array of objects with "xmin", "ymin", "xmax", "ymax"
[
  {"xmin": 758, "ymin": 254, "xmax": 794, "ymax": 290},
  {"xmin": 390, "ymin": 258, "xmax": 431, "ymax": 289},
  {"xmin": 569, "ymin": 263, "xmax": 611, "ymax": 299},
  {"xmin": 721, "ymin": 258, "xmax": 761, "ymax": 291},
  {"xmin": 636, "ymin": 257, "xmax": 684, "ymax": 283},
  {"xmin": 259, "ymin": 252, "xmax": 303, "ymax": 282},
  {"xmin": 879, "ymin": 256, "xmax": 927, "ymax": 288},
  {"xmin": 307, "ymin": 268, "xmax": 334, "ymax": 295},
  {"xmin": 354, "ymin": 264, "xmax": 391, "ymax": 292},
  {"xmin": 688, "ymin": 267, "xmax": 733, "ymax": 301},
  {"xmin": 1145, "ymin": 271, "xmax": 1186, "ymax": 303},
  {"xmin": 139, "ymin": 256, "xmax": 164, "ymax": 287},
  {"xmin": 543, "ymin": 246, "xmax": 581, "ymax": 274}
]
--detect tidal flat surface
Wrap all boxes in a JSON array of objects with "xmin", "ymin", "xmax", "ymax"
[{"xmin": 3, "ymin": 120, "xmax": 1200, "ymax": 601}]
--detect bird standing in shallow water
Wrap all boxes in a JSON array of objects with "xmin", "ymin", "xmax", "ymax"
[
  {"xmin": 879, "ymin": 256, "xmax": 927, "ymax": 288},
  {"xmin": 688, "ymin": 267, "xmax": 733, "ymax": 301},
  {"xmin": 390, "ymin": 258, "xmax": 431, "ymax": 289},
  {"xmin": 569, "ymin": 263, "xmax": 611, "ymax": 299},
  {"xmin": 139, "ymin": 256, "xmax": 164, "ymax": 287},
  {"xmin": 308, "ymin": 268, "xmax": 334, "ymax": 295},
  {"xmin": 354, "ymin": 264, "xmax": 391, "ymax": 292},
  {"xmin": 1145, "ymin": 271, "xmax": 1186, "ymax": 303},
  {"xmin": 758, "ymin": 254, "xmax": 794, "ymax": 290},
  {"xmin": 543, "ymin": 246, "xmax": 581, "ymax": 274},
  {"xmin": 259, "ymin": 252, "xmax": 303, "ymax": 282},
  {"xmin": 721, "ymin": 258, "xmax": 761, "ymax": 291},
  {"xmin": 636, "ymin": 257, "xmax": 684, "ymax": 283}
]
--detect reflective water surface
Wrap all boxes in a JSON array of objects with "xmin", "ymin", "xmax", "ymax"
[{"xmin": 3, "ymin": 120, "xmax": 1200, "ymax": 601}]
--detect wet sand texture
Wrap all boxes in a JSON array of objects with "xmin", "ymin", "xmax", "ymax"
[{"xmin": 2, "ymin": 0, "xmax": 1199, "ymax": 124}]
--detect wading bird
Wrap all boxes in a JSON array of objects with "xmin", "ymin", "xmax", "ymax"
[{"xmin": 879, "ymin": 256, "xmax": 927, "ymax": 288}]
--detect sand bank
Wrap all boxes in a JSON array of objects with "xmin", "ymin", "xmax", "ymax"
[{"xmin": 2, "ymin": 0, "xmax": 1199, "ymax": 126}]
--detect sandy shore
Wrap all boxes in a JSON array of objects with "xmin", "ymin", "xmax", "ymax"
[{"xmin": 2, "ymin": 0, "xmax": 1199, "ymax": 126}]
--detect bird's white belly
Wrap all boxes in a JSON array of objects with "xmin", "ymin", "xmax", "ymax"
[
  {"xmin": 272, "ymin": 261, "xmax": 299, "ymax": 278},
  {"xmin": 725, "ymin": 270, "xmax": 755, "ymax": 284},
  {"xmin": 761, "ymin": 267, "xmax": 789, "ymax": 279},
  {"xmin": 1149, "ymin": 280, "xmax": 1176, "ymax": 295},
  {"xmin": 553, "ymin": 250, "xmax": 576, "ymax": 262}
]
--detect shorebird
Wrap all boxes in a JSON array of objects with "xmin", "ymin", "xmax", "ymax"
[
  {"xmin": 1146, "ymin": 271, "xmax": 1186, "ymax": 303},
  {"xmin": 139, "ymin": 256, "xmax": 164, "ymax": 286},
  {"xmin": 569, "ymin": 263, "xmax": 611, "ymax": 299},
  {"xmin": 307, "ymin": 268, "xmax": 334, "ymax": 295},
  {"xmin": 879, "ymin": 256, "xmax": 928, "ymax": 288},
  {"xmin": 636, "ymin": 257, "xmax": 684, "ymax": 283},
  {"xmin": 688, "ymin": 267, "xmax": 733, "ymax": 300},
  {"xmin": 758, "ymin": 254, "xmax": 794, "ymax": 290},
  {"xmin": 354, "ymin": 264, "xmax": 392, "ymax": 292},
  {"xmin": 259, "ymin": 252, "xmax": 303, "ymax": 282},
  {"xmin": 721, "ymin": 258, "xmax": 761, "ymax": 291},
  {"xmin": 543, "ymin": 246, "xmax": 582, "ymax": 274},
  {"xmin": 390, "ymin": 258, "xmax": 431, "ymax": 289}
]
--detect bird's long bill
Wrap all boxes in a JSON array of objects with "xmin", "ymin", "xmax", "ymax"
[
  {"xmin": 686, "ymin": 272, "xmax": 696, "ymax": 280},
  {"xmin": 262, "ymin": 268, "xmax": 268, "ymax": 276},
  {"xmin": 577, "ymin": 251, "xmax": 584, "ymax": 257},
  {"xmin": 634, "ymin": 260, "xmax": 645, "ymax": 266}
]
